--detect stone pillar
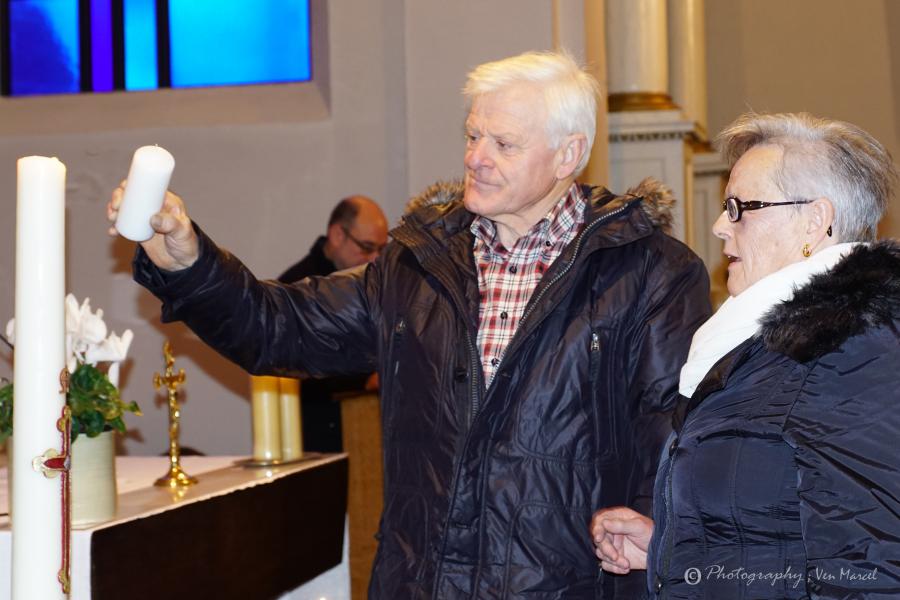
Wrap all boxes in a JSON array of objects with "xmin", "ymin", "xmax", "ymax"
[
  {"xmin": 605, "ymin": 0, "xmax": 676, "ymax": 111},
  {"xmin": 553, "ymin": 0, "xmax": 610, "ymax": 186},
  {"xmin": 668, "ymin": 0, "xmax": 709, "ymax": 140}
]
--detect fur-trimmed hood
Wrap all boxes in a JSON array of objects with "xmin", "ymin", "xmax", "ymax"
[
  {"xmin": 760, "ymin": 240, "xmax": 900, "ymax": 362},
  {"xmin": 402, "ymin": 177, "xmax": 676, "ymax": 234}
]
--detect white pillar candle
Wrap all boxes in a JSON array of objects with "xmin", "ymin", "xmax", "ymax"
[
  {"xmin": 114, "ymin": 145, "xmax": 175, "ymax": 242},
  {"xmin": 278, "ymin": 378, "xmax": 303, "ymax": 461},
  {"xmin": 250, "ymin": 376, "xmax": 282, "ymax": 462},
  {"xmin": 12, "ymin": 156, "xmax": 67, "ymax": 600}
]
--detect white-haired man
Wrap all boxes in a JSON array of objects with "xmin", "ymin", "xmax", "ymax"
[{"xmin": 110, "ymin": 51, "xmax": 711, "ymax": 599}]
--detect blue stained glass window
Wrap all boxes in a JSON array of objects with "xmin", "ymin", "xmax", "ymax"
[
  {"xmin": 3, "ymin": 0, "xmax": 312, "ymax": 96},
  {"xmin": 122, "ymin": 0, "xmax": 157, "ymax": 90},
  {"xmin": 8, "ymin": 0, "xmax": 80, "ymax": 95},
  {"xmin": 169, "ymin": 0, "xmax": 310, "ymax": 88}
]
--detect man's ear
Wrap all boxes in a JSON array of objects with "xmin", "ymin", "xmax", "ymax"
[
  {"xmin": 327, "ymin": 222, "xmax": 345, "ymax": 245},
  {"xmin": 555, "ymin": 134, "xmax": 587, "ymax": 179}
]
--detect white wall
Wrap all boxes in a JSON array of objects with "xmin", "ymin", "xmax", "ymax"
[{"xmin": 0, "ymin": 1, "xmax": 565, "ymax": 456}]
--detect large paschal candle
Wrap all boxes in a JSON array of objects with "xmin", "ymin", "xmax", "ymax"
[
  {"xmin": 115, "ymin": 145, "xmax": 175, "ymax": 242},
  {"xmin": 12, "ymin": 156, "xmax": 67, "ymax": 599}
]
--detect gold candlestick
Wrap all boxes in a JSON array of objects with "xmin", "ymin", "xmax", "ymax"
[{"xmin": 153, "ymin": 341, "xmax": 197, "ymax": 488}]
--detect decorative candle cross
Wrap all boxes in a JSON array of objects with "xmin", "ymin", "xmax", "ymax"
[{"xmin": 153, "ymin": 341, "xmax": 197, "ymax": 488}]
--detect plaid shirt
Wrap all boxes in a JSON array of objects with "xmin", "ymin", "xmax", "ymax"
[{"xmin": 472, "ymin": 183, "xmax": 586, "ymax": 386}]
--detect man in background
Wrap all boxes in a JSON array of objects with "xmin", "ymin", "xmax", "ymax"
[
  {"xmin": 279, "ymin": 195, "xmax": 388, "ymax": 281},
  {"xmin": 279, "ymin": 195, "xmax": 387, "ymax": 452}
]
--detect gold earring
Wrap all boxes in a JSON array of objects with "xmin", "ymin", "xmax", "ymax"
[{"xmin": 802, "ymin": 243, "xmax": 811, "ymax": 258}]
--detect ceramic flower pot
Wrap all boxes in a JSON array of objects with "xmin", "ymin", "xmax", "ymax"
[
  {"xmin": 70, "ymin": 430, "xmax": 117, "ymax": 527},
  {"xmin": 5, "ymin": 430, "xmax": 117, "ymax": 526}
]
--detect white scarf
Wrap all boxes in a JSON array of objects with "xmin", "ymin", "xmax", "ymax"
[{"xmin": 678, "ymin": 243, "xmax": 859, "ymax": 398}]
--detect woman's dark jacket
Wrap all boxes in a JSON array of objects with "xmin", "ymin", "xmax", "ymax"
[
  {"xmin": 134, "ymin": 181, "xmax": 712, "ymax": 599},
  {"xmin": 647, "ymin": 241, "xmax": 900, "ymax": 599}
]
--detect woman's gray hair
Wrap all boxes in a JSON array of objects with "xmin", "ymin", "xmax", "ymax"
[
  {"xmin": 463, "ymin": 50, "xmax": 600, "ymax": 175},
  {"xmin": 717, "ymin": 112, "xmax": 897, "ymax": 242}
]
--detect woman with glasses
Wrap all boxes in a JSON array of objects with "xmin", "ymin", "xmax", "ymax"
[{"xmin": 591, "ymin": 112, "xmax": 900, "ymax": 599}]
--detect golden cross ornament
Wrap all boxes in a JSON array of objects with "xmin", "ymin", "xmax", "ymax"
[{"xmin": 153, "ymin": 341, "xmax": 197, "ymax": 488}]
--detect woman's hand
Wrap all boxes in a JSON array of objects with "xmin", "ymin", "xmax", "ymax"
[
  {"xmin": 107, "ymin": 180, "xmax": 199, "ymax": 271},
  {"xmin": 590, "ymin": 506, "xmax": 654, "ymax": 574}
]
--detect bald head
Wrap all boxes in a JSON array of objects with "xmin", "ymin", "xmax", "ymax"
[{"xmin": 325, "ymin": 195, "xmax": 389, "ymax": 270}]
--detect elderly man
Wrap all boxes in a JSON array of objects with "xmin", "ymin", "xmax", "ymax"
[
  {"xmin": 278, "ymin": 195, "xmax": 388, "ymax": 453},
  {"xmin": 109, "ymin": 51, "xmax": 710, "ymax": 599}
]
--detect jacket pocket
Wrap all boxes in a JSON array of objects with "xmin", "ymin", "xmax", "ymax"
[
  {"xmin": 510, "ymin": 328, "xmax": 618, "ymax": 465},
  {"xmin": 382, "ymin": 315, "xmax": 407, "ymax": 437},
  {"xmin": 590, "ymin": 327, "xmax": 619, "ymax": 464}
]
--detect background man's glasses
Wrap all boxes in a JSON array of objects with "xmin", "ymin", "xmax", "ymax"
[
  {"xmin": 342, "ymin": 226, "xmax": 386, "ymax": 254},
  {"xmin": 723, "ymin": 196, "xmax": 813, "ymax": 222}
]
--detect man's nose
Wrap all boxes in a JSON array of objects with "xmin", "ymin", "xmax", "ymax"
[{"xmin": 465, "ymin": 138, "xmax": 494, "ymax": 171}]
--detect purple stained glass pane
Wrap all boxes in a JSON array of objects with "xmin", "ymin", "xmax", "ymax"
[{"xmin": 90, "ymin": 0, "xmax": 113, "ymax": 92}]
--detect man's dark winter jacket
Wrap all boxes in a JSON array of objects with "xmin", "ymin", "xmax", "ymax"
[
  {"xmin": 134, "ymin": 181, "xmax": 711, "ymax": 599},
  {"xmin": 277, "ymin": 236, "xmax": 370, "ymax": 453},
  {"xmin": 648, "ymin": 241, "xmax": 900, "ymax": 599}
]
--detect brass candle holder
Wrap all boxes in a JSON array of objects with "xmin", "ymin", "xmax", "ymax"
[{"xmin": 153, "ymin": 341, "xmax": 197, "ymax": 488}]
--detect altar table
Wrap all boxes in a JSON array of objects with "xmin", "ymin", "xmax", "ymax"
[{"xmin": 0, "ymin": 454, "xmax": 349, "ymax": 599}]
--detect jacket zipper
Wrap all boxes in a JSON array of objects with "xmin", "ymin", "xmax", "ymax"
[
  {"xmin": 590, "ymin": 331, "xmax": 603, "ymax": 456},
  {"xmin": 466, "ymin": 328, "xmax": 482, "ymax": 426},
  {"xmin": 658, "ymin": 448, "xmax": 676, "ymax": 599},
  {"xmin": 484, "ymin": 203, "xmax": 630, "ymax": 396}
]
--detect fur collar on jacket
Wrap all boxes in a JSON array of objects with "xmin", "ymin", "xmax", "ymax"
[
  {"xmin": 402, "ymin": 177, "xmax": 676, "ymax": 234},
  {"xmin": 760, "ymin": 240, "xmax": 900, "ymax": 363}
]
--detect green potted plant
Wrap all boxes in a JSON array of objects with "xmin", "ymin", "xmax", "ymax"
[{"xmin": 2, "ymin": 294, "xmax": 141, "ymax": 526}]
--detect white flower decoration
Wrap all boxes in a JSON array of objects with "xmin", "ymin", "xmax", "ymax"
[
  {"xmin": 84, "ymin": 329, "xmax": 134, "ymax": 366},
  {"xmin": 8, "ymin": 294, "xmax": 132, "ymax": 386},
  {"xmin": 65, "ymin": 294, "xmax": 108, "ymax": 370}
]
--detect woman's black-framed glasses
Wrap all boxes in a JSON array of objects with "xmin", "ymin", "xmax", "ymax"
[{"xmin": 722, "ymin": 196, "xmax": 813, "ymax": 223}]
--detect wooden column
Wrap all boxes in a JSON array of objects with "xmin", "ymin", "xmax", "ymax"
[{"xmin": 339, "ymin": 392, "xmax": 384, "ymax": 600}]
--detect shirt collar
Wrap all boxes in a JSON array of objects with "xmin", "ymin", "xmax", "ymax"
[{"xmin": 470, "ymin": 182, "xmax": 585, "ymax": 254}]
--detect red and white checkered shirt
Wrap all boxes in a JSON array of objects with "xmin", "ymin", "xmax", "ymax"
[{"xmin": 472, "ymin": 183, "xmax": 586, "ymax": 386}]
